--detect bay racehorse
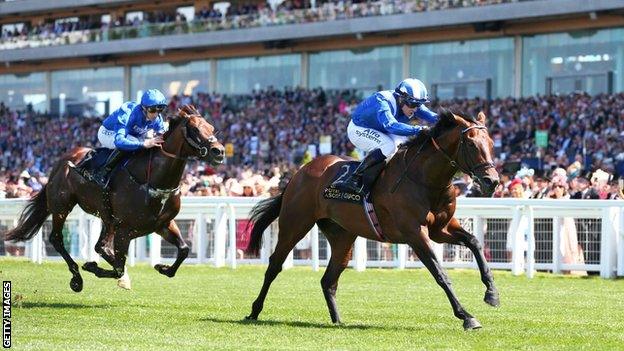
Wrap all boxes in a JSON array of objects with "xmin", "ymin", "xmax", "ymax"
[
  {"xmin": 5, "ymin": 105, "xmax": 224, "ymax": 292},
  {"xmin": 245, "ymin": 109, "xmax": 500, "ymax": 330}
]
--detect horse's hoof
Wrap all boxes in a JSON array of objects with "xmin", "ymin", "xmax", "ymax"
[
  {"xmin": 117, "ymin": 272, "xmax": 132, "ymax": 290},
  {"xmin": 70, "ymin": 276, "xmax": 83, "ymax": 293},
  {"xmin": 154, "ymin": 264, "xmax": 175, "ymax": 277},
  {"xmin": 463, "ymin": 317, "xmax": 482, "ymax": 330},
  {"xmin": 82, "ymin": 261, "xmax": 97, "ymax": 272},
  {"xmin": 484, "ymin": 291, "xmax": 500, "ymax": 307},
  {"xmin": 245, "ymin": 315, "xmax": 257, "ymax": 320}
]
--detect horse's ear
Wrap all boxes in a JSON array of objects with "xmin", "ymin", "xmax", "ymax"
[
  {"xmin": 452, "ymin": 113, "xmax": 471, "ymax": 128},
  {"xmin": 178, "ymin": 106, "xmax": 190, "ymax": 119},
  {"xmin": 189, "ymin": 105, "xmax": 199, "ymax": 116},
  {"xmin": 477, "ymin": 111, "xmax": 487, "ymax": 124}
]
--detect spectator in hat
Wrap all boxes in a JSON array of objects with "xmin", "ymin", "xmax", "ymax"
[{"xmin": 588, "ymin": 169, "xmax": 611, "ymax": 199}]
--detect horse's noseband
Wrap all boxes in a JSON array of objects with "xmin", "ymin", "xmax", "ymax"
[{"xmin": 181, "ymin": 120, "xmax": 217, "ymax": 159}]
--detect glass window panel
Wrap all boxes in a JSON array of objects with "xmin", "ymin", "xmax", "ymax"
[
  {"xmin": 0, "ymin": 72, "xmax": 47, "ymax": 113},
  {"xmin": 131, "ymin": 60, "xmax": 210, "ymax": 100},
  {"xmin": 51, "ymin": 67, "xmax": 123, "ymax": 117},
  {"xmin": 309, "ymin": 46, "xmax": 402, "ymax": 94},
  {"xmin": 522, "ymin": 28, "xmax": 624, "ymax": 96},
  {"xmin": 410, "ymin": 38, "xmax": 514, "ymax": 99},
  {"xmin": 217, "ymin": 54, "xmax": 301, "ymax": 94}
]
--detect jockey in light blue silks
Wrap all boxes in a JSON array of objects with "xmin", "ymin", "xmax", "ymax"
[
  {"xmin": 88, "ymin": 89, "xmax": 168, "ymax": 187},
  {"xmin": 333, "ymin": 78, "xmax": 439, "ymax": 194}
]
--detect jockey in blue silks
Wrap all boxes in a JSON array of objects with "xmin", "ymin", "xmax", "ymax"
[
  {"xmin": 88, "ymin": 89, "xmax": 168, "ymax": 187},
  {"xmin": 333, "ymin": 78, "xmax": 439, "ymax": 194}
]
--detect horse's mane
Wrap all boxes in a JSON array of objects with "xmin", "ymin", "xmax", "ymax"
[
  {"xmin": 404, "ymin": 108, "xmax": 476, "ymax": 148},
  {"xmin": 163, "ymin": 104, "xmax": 200, "ymax": 140}
]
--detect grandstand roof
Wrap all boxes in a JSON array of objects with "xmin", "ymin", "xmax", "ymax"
[{"xmin": 2, "ymin": 0, "xmax": 623, "ymax": 65}]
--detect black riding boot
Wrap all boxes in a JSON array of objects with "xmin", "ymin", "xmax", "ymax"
[
  {"xmin": 93, "ymin": 149, "xmax": 125, "ymax": 188},
  {"xmin": 333, "ymin": 149, "xmax": 386, "ymax": 194}
]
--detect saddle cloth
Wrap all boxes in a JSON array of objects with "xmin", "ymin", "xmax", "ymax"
[{"xmin": 323, "ymin": 162, "xmax": 387, "ymax": 241}]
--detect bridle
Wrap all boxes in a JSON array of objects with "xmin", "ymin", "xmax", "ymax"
[
  {"xmin": 430, "ymin": 124, "xmax": 495, "ymax": 178},
  {"xmin": 160, "ymin": 118, "xmax": 218, "ymax": 160},
  {"xmin": 391, "ymin": 122, "xmax": 494, "ymax": 193}
]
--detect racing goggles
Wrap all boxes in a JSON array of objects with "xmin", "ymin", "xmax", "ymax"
[
  {"xmin": 403, "ymin": 97, "xmax": 423, "ymax": 109},
  {"xmin": 145, "ymin": 105, "xmax": 166, "ymax": 113}
]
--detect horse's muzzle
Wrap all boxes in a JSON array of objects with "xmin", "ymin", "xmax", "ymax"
[
  {"xmin": 480, "ymin": 175, "xmax": 499, "ymax": 196},
  {"xmin": 209, "ymin": 146, "xmax": 225, "ymax": 165}
]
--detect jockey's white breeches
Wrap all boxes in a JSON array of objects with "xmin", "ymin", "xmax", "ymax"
[
  {"xmin": 98, "ymin": 126, "xmax": 144, "ymax": 149},
  {"xmin": 347, "ymin": 120, "xmax": 408, "ymax": 158}
]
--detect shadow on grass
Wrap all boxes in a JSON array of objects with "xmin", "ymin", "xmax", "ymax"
[
  {"xmin": 21, "ymin": 302, "xmax": 108, "ymax": 309},
  {"xmin": 199, "ymin": 316, "xmax": 425, "ymax": 332}
]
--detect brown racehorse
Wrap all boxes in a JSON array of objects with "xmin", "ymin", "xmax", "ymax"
[
  {"xmin": 5, "ymin": 105, "xmax": 225, "ymax": 292},
  {"xmin": 245, "ymin": 109, "xmax": 500, "ymax": 330}
]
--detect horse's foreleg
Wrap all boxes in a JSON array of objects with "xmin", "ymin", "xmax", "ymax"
[
  {"xmin": 110, "ymin": 231, "xmax": 131, "ymax": 279},
  {"xmin": 407, "ymin": 228, "xmax": 481, "ymax": 330},
  {"xmin": 445, "ymin": 217, "xmax": 499, "ymax": 307},
  {"xmin": 154, "ymin": 220, "xmax": 189, "ymax": 278}
]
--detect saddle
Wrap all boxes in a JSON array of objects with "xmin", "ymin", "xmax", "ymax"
[
  {"xmin": 69, "ymin": 148, "xmax": 115, "ymax": 181},
  {"xmin": 323, "ymin": 162, "xmax": 387, "ymax": 241}
]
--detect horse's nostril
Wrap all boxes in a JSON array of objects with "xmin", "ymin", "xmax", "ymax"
[
  {"xmin": 482, "ymin": 177, "xmax": 498, "ymax": 188},
  {"xmin": 210, "ymin": 147, "xmax": 224, "ymax": 157}
]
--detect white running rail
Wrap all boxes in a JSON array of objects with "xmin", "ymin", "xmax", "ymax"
[{"xmin": 1, "ymin": 197, "xmax": 622, "ymax": 278}]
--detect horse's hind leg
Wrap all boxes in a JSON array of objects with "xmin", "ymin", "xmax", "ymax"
[
  {"xmin": 49, "ymin": 214, "xmax": 83, "ymax": 292},
  {"xmin": 95, "ymin": 222, "xmax": 116, "ymax": 266},
  {"xmin": 430, "ymin": 217, "xmax": 499, "ymax": 307},
  {"xmin": 83, "ymin": 222, "xmax": 116, "ymax": 271},
  {"xmin": 407, "ymin": 227, "xmax": 481, "ymax": 330},
  {"xmin": 82, "ymin": 223, "xmax": 123, "ymax": 279},
  {"xmin": 246, "ymin": 216, "xmax": 316, "ymax": 321},
  {"xmin": 317, "ymin": 219, "xmax": 356, "ymax": 324},
  {"xmin": 154, "ymin": 220, "xmax": 189, "ymax": 277}
]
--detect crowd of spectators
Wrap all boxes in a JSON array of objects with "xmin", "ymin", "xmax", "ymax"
[
  {"xmin": 1, "ymin": 88, "xmax": 623, "ymax": 200},
  {"xmin": 1, "ymin": 0, "xmax": 527, "ymax": 50}
]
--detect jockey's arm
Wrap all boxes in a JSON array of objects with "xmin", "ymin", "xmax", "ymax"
[
  {"xmin": 155, "ymin": 116, "xmax": 166, "ymax": 135},
  {"xmin": 376, "ymin": 100, "xmax": 423, "ymax": 136},
  {"xmin": 415, "ymin": 104, "xmax": 439, "ymax": 124},
  {"xmin": 113, "ymin": 127, "xmax": 144, "ymax": 151}
]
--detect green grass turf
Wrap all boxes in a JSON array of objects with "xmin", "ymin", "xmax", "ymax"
[{"xmin": 1, "ymin": 258, "xmax": 623, "ymax": 350}]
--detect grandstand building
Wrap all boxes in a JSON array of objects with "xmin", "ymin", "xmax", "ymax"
[{"xmin": 0, "ymin": 0, "xmax": 623, "ymax": 116}]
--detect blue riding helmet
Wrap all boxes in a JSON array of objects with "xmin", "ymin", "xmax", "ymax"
[
  {"xmin": 140, "ymin": 89, "xmax": 167, "ymax": 108},
  {"xmin": 394, "ymin": 78, "xmax": 429, "ymax": 108}
]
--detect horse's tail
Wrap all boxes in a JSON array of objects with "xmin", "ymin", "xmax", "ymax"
[
  {"xmin": 5, "ymin": 185, "xmax": 50, "ymax": 242},
  {"xmin": 245, "ymin": 192, "xmax": 283, "ymax": 256}
]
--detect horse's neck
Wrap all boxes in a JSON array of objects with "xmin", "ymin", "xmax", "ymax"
[
  {"xmin": 126, "ymin": 150, "xmax": 187, "ymax": 189},
  {"xmin": 396, "ymin": 133, "xmax": 460, "ymax": 189}
]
